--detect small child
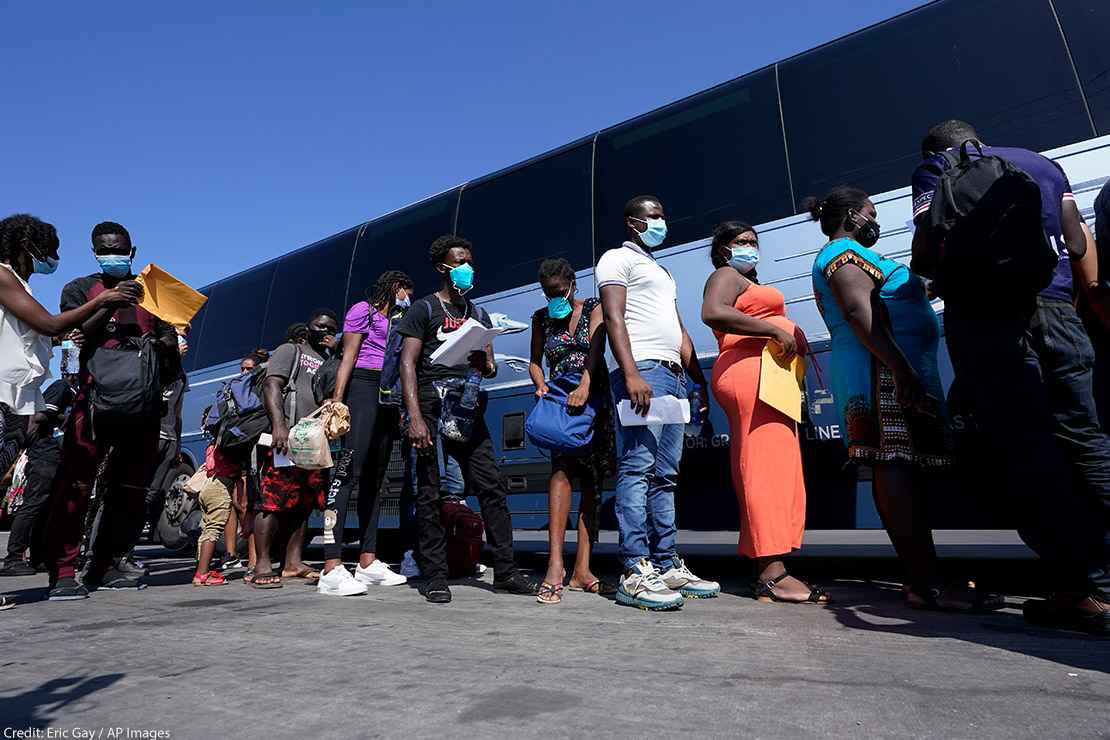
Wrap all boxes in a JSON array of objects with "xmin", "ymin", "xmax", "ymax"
[{"xmin": 193, "ymin": 445, "xmax": 241, "ymax": 586}]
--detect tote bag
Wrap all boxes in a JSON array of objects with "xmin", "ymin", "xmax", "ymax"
[{"xmin": 525, "ymin": 374, "xmax": 597, "ymax": 455}]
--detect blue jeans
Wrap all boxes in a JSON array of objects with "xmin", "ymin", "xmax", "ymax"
[{"xmin": 610, "ymin": 360, "xmax": 686, "ymax": 571}]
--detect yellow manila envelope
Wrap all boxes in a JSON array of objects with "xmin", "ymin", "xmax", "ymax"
[
  {"xmin": 134, "ymin": 264, "xmax": 207, "ymax": 328},
  {"xmin": 758, "ymin": 344, "xmax": 806, "ymax": 422}
]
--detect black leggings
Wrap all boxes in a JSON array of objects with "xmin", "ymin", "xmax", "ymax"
[{"xmin": 323, "ymin": 369, "xmax": 397, "ymax": 560}]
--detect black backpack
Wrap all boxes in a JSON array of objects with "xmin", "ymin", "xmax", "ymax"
[
  {"xmin": 86, "ymin": 336, "xmax": 161, "ymax": 432},
  {"xmin": 923, "ymin": 141, "xmax": 1057, "ymax": 302}
]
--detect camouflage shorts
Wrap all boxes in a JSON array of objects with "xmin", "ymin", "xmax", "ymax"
[{"xmin": 259, "ymin": 450, "xmax": 328, "ymax": 513}]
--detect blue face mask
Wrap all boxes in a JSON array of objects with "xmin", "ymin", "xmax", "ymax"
[
  {"xmin": 96, "ymin": 254, "xmax": 132, "ymax": 278},
  {"xmin": 444, "ymin": 263, "xmax": 475, "ymax": 293},
  {"xmin": 32, "ymin": 255, "xmax": 60, "ymax": 275},
  {"xmin": 547, "ymin": 288, "xmax": 573, "ymax": 319},
  {"xmin": 396, "ymin": 295, "xmax": 411, "ymax": 309},
  {"xmin": 728, "ymin": 245, "xmax": 760, "ymax": 274},
  {"xmin": 632, "ymin": 217, "xmax": 667, "ymax": 248}
]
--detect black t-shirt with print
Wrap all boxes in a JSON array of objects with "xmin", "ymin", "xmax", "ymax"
[{"xmin": 394, "ymin": 294, "xmax": 491, "ymax": 385}]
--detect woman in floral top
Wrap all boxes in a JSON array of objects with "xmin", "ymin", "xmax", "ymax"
[{"xmin": 528, "ymin": 258, "xmax": 615, "ymax": 604}]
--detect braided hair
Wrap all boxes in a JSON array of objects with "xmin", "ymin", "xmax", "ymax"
[
  {"xmin": 800, "ymin": 186, "xmax": 870, "ymax": 238},
  {"xmin": 0, "ymin": 214, "xmax": 59, "ymax": 264},
  {"xmin": 366, "ymin": 269, "xmax": 415, "ymax": 313}
]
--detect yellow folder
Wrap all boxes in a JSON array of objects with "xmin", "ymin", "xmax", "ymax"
[
  {"xmin": 758, "ymin": 343, "xmax": 806, "ymax": 422},
  {"xmin": 134, "ymin": 263, "xmax": 207, "ymax": 329}
]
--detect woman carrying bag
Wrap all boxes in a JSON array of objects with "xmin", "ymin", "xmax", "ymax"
[{"xmin": 528, "ymin": 258, "xmax": 615, "ymax": 604}]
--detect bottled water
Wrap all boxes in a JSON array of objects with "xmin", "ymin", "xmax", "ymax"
[{"xmin": 460, "ymin": 369, "xmax": 482, "ymax": 410}]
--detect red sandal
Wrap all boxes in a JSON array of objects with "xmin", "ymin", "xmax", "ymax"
[{"xmin": 193, "ymin": 570, "xmax": 228, "ymax": 587}]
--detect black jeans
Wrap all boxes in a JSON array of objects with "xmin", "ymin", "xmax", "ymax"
[
  {"xmin": 5, "ymin": 439, "xmax": 60, "ymax": 565},
  {"xmin": 414, "ymin": 384, "xmax": 516, "ymax": 583},
  {"xmin": 324, "ymin": 369, "xmax": 397, "ymax": 560},
  {"xmin": 945, "ymin": 298, "xmax": 1110, "ymax": 599}
]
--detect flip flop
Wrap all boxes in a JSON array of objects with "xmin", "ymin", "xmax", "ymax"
[
  {"xmin": 250, "ymin": 572, "xmax": 283, "ymax": 589},
  {"xmin": 282, "ymin": 568, "xmax": 320, "ymax": 583},
  {"xmin": 569, "ymin": 579, "xmax": 617, "ymax": 596},
  {"xmin": 536, "ymin": 582, "xmax": 563, "ymax": 605}
]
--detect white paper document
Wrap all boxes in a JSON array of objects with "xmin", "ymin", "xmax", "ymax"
[
  {"xmin": 257, "ymin": 433, "xmax": 294, "ymax": 467},
  {"xmin": 617, "ymin": 395, "xmax": 691, "ymax": 426},
  {"xmin": 429, "ymin": 318, "xmax": 504, "ymax": 367}
]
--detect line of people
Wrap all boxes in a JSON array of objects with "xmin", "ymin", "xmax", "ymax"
[{"xmin": 1, "ymin": 117, "xmax": 1108, "ymax": 636}]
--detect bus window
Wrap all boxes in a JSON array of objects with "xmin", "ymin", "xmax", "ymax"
[
  {"xmin": 180, "ymin": 287, "xmax": 211, "ymax": 373},
  {"xmin": 1053, "ymin": 0, "xmax": 1110, "ymax": 136},
  {"xmin": 193, "ymin": 262, "xmax": 277, "ymax": 369},
  {"xmin": 455, "ymin": 141, "xmax": 593, "ymax": 297},
  {"xmin": 260, "ymin": 227, "xmax": 359, "ymax": 350},
  {"xmin": 593, "ymin": 67, "xmax": 793, "ymax": 252},
  {"xmin": 778, "ymin": 0, "xmax": 1093, "ymax": 202},
  {"xmin": 347, "ymin": 191, "xmax": 458, "ymax": 305}
]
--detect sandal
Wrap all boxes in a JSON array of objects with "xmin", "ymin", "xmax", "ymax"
[
  {"xmin": 250, "ymin": 572, "xmax": 283, "ymax": 589},
  {"xmin": 569, "ymin": 579, "xmax": 617, "ymax": 596},
  {"xmin": 907, "ymin": 583, "xmax": 1004, "ymax": 613},
  {"xmin": 756, "ymin": 573, "xmax": 830, "ymax": 604},
  {"xmin": 282, "ymin": 568, "xmax": 320, "ymax": 583},
  {"xmin": 243, "ymin": 568, "xmax": 255, "ymax": 585},
  {"xmin": 536, "ymin": 582, "xmax": 563, "ymax": 605},
  {"xmin": 193, "ymin": 570, "xmax": 228, "ymax": 587}
]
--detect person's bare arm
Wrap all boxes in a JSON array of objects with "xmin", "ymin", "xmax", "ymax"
[
  {"xmin": 1060, "ymin": 199, "xmax": 1088, "ymax": 260},
  {"xmin": 600, "ymin": 283, "xmax": 651, "ymax": 415},
  {"xmin": 0, "ymin": 271, "xmax": 139, "ymax": 337},
  {"xmin": 700, "ymin": 268, "xmax": 797, "ymax": 359},
  {"xmin": 827, "ymin": 264, "xmax": 925, "ymax": 409},
  {"xmin": 1070, "ymin": 219, "xmax": 1110, "ymax": 331},
  {"xmin": 330, "ymin": 332, "xmax": 364, "ymax": 403},
  {"xmin": 262, "ymin": 375, "xmax": 289, "ymax": 454},
  {"xmin": 910, "ymin": 224, "xmax": 938, "ymax": 280},
  {"xmin": 567, "ymin": 303, "xmax": 608, "ymax": 409},
  {"xmin": 400, "ymin": 336, "xmax": 432, "ymax": 449},
  {"xmin": 528, "ymin": 313, "xmax": 548, "ymax": 398}
]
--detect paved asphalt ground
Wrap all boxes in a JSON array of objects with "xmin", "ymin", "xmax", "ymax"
[{"xmin": 0, "ymin": 534, "xmax": 1106, "ymax": 739}]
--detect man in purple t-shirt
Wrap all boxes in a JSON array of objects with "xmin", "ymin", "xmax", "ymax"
[{"xmin": 910, "ymin": 120, "xmax": 1109, "ymax": 635}]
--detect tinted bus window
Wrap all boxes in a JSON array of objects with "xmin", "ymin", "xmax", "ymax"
[
  {"xmin": 260, "ymin": 227, "xmax": 359, "ymax": 349},
  {"xmin": 192, "ymin": 262, "xmax": 276, "ymax": 369},
  {"xmin": 594, "ymin": 67, "xmax": 793, "ymax": 252},
  {"xmin": 1054, "ymin": 0, "xmax": 1110, "ymax": 135},
  {"xmin": 456, "ymin": 142, "xmax": 593, "ymax": 296},
  {"xmin": 180, "ymin": 288, "xmax": 211, "ymax": 373},
  {"xmin": 778, "ymin": 0, "xmax": 1093, "ymax": 202},
  {"xmin": 347, "ymin": 191, "xmax": 458, "ymax": 307}
]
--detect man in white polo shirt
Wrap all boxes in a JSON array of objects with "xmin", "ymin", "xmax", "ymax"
[{"xmin": 597, "ymin": 194, "xmax": 719, "ymax": 611}]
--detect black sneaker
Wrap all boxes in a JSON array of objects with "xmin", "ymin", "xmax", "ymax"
[
  {"xmin": 492, "ymin": 571, "xmax": 540, "ymax": 595},
  {"xmin": 221, "ymin": 556, "xmax": 245, "ymax": 572},
  {"xmin": 48, "ymin": 577, "xmax": 89, "ymax": 601},
  {"xmin": 421, "ymin": 580, "xmax": 452, "ymax": 604},
  {"xmin": 116, "ymin": 556, "xmax": 149, "ymax": 577},
  {"xmin": 87, "ymin": 567, "xmax": 146, "ymax": 591},
  {"xmin": 0, "ymin": 559, "xmax": 36, "ymax": 577}
]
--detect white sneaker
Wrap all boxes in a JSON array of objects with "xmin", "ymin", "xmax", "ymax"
[
  {"xmin": 400, "ymin": 550, "xmax": 421, "ymax": 579},
  {"xmin": 657, "ymin": 556, "xmax": 720, "ymax": 599},
  {"xmin": 317, "ymin": 566, "xmax": 368, "ymax": 597},
  {"xmin": 354, "ymin": 559, "xmax": 408, "ymax": 587},
  {"xmin": 616, "ymin": 559, "xmax": 684, "ymax": 611}
]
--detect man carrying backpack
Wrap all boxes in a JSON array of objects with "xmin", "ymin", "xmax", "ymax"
[
  {"xmin": 911, "ymin": 120, "xmax": 1110, "ymax": 635},
  {"xmin": 396, "ymin": 235, "xmax": 537, "ymax": 603},
  {"xmin": 250, "ymin": 307, "xmax": 337, "ymax": 589},
  {"xmin": 45, "ymin": 222, "xmax": 178, "ymax": 601}
]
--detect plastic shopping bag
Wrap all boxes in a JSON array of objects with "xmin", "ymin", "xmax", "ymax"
[{"xmin": 288, "ymin": 407, "xmax": 334, "ymax": 470}]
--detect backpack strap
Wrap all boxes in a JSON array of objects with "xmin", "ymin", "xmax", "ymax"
[{"xmin": 283, "ymin": 344, "xmax": 303, "ymax": 423}]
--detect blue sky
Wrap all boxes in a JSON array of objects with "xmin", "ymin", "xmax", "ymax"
[{"xmin": 3, "ymin": 0, "xmax": 922, "ymax": 306}]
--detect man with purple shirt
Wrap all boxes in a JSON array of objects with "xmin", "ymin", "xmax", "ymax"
[{"xmin": 911, "ymin": 120, "xmax": 1109, "ymax": 635}]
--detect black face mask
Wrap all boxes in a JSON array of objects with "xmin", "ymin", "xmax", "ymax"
[
  {"xmin": 308, "ymin": 328, "xmax": 331, "ymax": 346},
  {"xmin": 848, "ymin": 210, "xmax": 881, "ymax": 248}
]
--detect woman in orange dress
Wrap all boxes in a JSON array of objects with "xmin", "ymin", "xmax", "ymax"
[{"xmin": 701, "ymin": 221, "xmax": 828, "ymax": 604}]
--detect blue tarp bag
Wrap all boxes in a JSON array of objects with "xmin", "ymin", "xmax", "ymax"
[{"xmin": 525, "ymin": 374, "xmax": 597, "ymax": 455}]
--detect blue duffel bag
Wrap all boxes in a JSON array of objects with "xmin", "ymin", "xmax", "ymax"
[{"xmin": 525, "ymin": 374, "xmax": 597, "ymax": 455}]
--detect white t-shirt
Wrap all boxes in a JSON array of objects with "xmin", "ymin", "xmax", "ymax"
[
  {"xmin": 0, "ymin": 263, "xmax": 52, "ymax": 414},
  {"xmin": 595, "ymin": 241, "xmax": 682, "ymax": 365}
]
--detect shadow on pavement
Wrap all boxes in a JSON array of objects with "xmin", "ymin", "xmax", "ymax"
[{"xmin": 0, "ymin": 674, "xmax": 125, "ymax": 729}]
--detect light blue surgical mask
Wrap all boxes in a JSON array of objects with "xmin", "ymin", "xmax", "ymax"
[
  {"xmin": 396, "ymin": 295, "xmax": 411, "ymax": 309},
  {"xmin": 96, "ymin": 254, "xmax": 132, "ymax": 278},
  {"xmin": 728, "ymin": 245, "xmax": 760, "ymax": 274},
  {"xmin": 547, "ymin": 288, "xmax": 573, "ymax": 319},
  {"xmin": 32, "ymin": 255, "xmax": 60, "ymax": 275},
  {"xmin": 444, "ymin": 262, "xmax": 475, "ymax": 293},
  {"xmin": 632, "ymin": 217, "xmax": 667, "ymax": 248}
]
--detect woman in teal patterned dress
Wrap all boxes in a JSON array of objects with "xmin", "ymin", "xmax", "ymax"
[
  {"xmin": 807, "ymin": 185, "xmax": 999, "ymax": 612},
  {"xmin": 528, "ymin": 258, "xmax": 615, "ymax": 604}
]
